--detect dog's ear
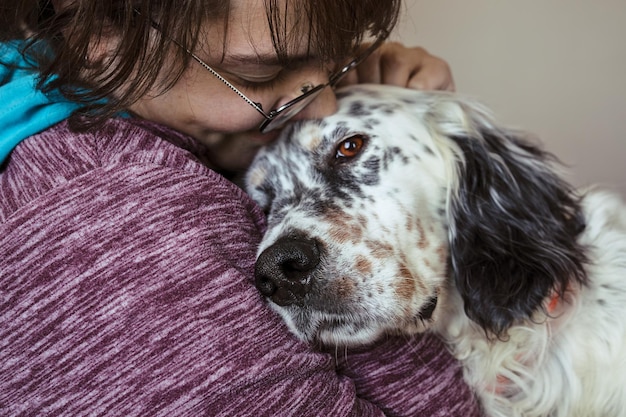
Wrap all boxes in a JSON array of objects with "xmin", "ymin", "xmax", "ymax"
[{"xmin": 427, "ymin": 97, "xmax": 588, "ymax": 338}]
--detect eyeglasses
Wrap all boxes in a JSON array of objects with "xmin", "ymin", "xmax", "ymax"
[{"xmin": 144, "ymin": 14, "xmax": 387, "ymax": 133}]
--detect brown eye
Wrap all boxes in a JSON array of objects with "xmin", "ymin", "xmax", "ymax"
[{"xmin": 335, "ymin": 135, "xmax": 366, "ymax": 159}]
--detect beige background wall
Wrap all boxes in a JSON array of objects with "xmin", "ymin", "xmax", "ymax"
[{"xmin": 396, "ymin": 0, "xmax": 626, "ymax": 197}]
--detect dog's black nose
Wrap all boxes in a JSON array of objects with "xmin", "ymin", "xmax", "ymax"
[{"xmin": 255, "ymin": 237, "xmax": 320, "ymax": 306}]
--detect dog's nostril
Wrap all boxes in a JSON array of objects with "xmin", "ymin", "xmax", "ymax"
[
  {"xmin": 255, "ymin": 276, "xmax": 277, "ymax": 298},
  {"xmin": 254, "ymin": 237, "xmax": 320, "ymax": 306}
]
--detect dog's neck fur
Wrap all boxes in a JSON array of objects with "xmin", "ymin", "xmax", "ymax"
[
  {"xmin": 432, "ymin": 191, "xmax": 626, "ymax": 417},
  {"xmin": 434, "ymin": 283, "xmax": 574, "ymax": 416}
]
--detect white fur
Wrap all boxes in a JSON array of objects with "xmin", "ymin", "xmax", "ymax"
[{"xmin": 438, "ymin": 190, "xmax": 626, "ymax": 416}]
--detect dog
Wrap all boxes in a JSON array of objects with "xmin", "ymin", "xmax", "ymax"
[{"xmin": 245, "ymin": 84, "xmax": 626, "ymax": 417}]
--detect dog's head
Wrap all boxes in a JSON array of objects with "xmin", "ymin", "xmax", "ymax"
[{"xmin": 246, "ymin": 84, "xmax": 587, "ymax": 346}]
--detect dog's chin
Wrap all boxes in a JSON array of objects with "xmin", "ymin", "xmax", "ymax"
[
  {"xmin": 278, "ymin": 307, "xmax": 387, "ymax": 347},
  {"xmin": 315, "ymin": 321, "xmax": 387, "ymax": 348},
  {"xmin": 313, "ymin": 314, "xmax": 437, "ymax": 347},
  {"xmin": 273, "ymin": 300, "xmax": 439, "ymax": 347}
]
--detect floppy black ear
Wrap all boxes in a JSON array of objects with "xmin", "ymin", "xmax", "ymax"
[{"xmin": 447, "ymin": 129, "xmax": 588, "ymax": 338}]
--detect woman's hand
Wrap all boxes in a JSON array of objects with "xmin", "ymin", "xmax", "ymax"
[{"xmin": 340, "ymin": 41, "xmax": 455, "ymax": 92}]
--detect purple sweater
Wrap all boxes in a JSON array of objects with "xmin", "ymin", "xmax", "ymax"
[{"xmin": 0, "ymin": 118, "xmax": 481, "ymax": 416}]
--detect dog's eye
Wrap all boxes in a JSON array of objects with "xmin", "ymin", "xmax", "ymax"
[{"xmin": 335, "ymin": 135, "xmax": 366, "ymax": 160}]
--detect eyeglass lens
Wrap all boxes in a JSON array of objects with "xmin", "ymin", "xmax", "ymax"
[
  {"xmin": 259, "ymin": 37, "xmax": 385, "ymax": 133},
  {"xmin": 259, "ymin": 84, "xmax": 326, "ymax": 132}
]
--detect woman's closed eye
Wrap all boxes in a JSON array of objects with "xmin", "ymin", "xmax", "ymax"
[
  {"xmin": 222, "ymin": 59, "xmax": 333, "ymax": 93},
  {"xmin": 233, "ymin": 70, "xmax": 289, "ymax": 92}
]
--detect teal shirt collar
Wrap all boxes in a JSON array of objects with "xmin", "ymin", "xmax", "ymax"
[{"xmin": 0, "ymin": 41, "xmax": 83, "ymax": 165}]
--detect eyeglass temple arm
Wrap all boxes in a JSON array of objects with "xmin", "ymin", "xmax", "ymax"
[
  {"xmin": 184, "ymin": 52, "xmax": 269, "ymax": 118},
  {"xmin": 328, "ymin": 34, "xmax": 388, "ymax": 86},
  {"xmin": 134, "ymin": 8, "xmax": 269, "ymax": 119}
]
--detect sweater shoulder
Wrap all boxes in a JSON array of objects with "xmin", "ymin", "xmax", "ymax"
[
  {"xmin": 0, "ymin": 120, "xmax": 374, "ymax": 417},
  {"xmin": 0, "ymin": 118, "xmax": 254, "ymax": 221}
]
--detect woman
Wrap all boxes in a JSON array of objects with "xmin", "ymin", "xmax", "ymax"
[{"xmin": 0, "ymin": 1, "xmax": 480, "ymax": 415}]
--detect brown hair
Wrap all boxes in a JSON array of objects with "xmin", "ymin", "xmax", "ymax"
[{"xmin": 0, "ymin": 0, "xmax": 401, "ymax": 129}]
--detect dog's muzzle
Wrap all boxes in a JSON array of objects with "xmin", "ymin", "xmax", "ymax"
[{"xmin": 255, "ymin": 236, "xmax": 320, "ymax": 306}]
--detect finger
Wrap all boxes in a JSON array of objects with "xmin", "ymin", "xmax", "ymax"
[
  {"xmin": 379, "ymin": 43, "xmax": 426, "ymax": 87},
  {"xmin": 407, "ymin": 68, "xmax": 456, "ymax": 91},
  {"xmin": 352, "ymin": 48, "xmax": 383, "ymax": 84},
  {"xmin": 407, "ymin": 55, "xmax": 455, "ymax": 91},
  {"xmin": 335, "ymin": 70, "xmax": 359, "ymax": 88}
]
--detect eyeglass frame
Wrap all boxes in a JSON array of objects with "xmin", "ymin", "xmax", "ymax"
[{"xmin": 141, "ymin": 11, "xmax": 388, "ymax": 133}]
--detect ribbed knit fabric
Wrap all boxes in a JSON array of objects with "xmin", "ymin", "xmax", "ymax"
[{"xmin": 0, "ymin": 118, "xmax": 481, "ymax": 416}]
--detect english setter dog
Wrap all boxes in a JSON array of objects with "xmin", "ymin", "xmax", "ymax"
[{"xmin": 245, "ymin": 84, "xmax": 626, "ymax": 417}]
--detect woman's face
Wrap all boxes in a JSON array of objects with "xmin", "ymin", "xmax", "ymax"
[{"xmin": 128, "ymin": 0, "xmax": 339, "ymax": 171}]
